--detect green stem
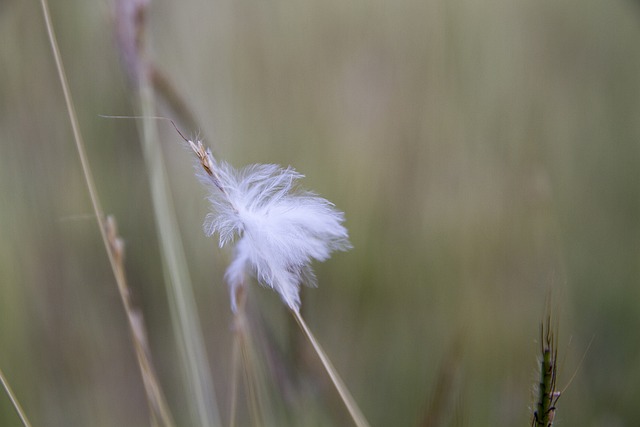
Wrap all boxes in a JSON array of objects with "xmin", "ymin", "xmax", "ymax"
[{"xmin": 137, "ymin": 67, "xmax": 221, "ymax": 427}]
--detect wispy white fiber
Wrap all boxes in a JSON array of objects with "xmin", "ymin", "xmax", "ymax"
[{"xmin": 190, "ymin": 140, "xmax": 351, "ymax": 312}]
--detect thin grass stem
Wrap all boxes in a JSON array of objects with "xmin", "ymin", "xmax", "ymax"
[
  {"xmin": 231, "ymin": 289, "xmax": 266, "ymax": 427},
  {"xmin": 229, "ymin": 332, "xmax": 240, "ymax": 427},
  {"xmin": 240, "ymin": 333, "xmax": 263, "ymax": 427},
  {"xmin": 106, "ymin": 217, "xmax": 175, "ymax": 427},
  {"xmin": 0, "ymin": 367, "xmax": 33, "ymax": 427},
  {"xmin": 113, "ymin": 1, "xmax": 223, "ymax": 423},
  {"xmin": 150, "ymin": 65, "xmax": 200, "ymax": 134},
  {"xmin": 39, "ymin": 2, "xmax": 176, "ymax": 425},
  {"xmin": 229, "ymin": 285, "xmax": 247, "ymax": 427},
  {"xmin": 38, "ymin": 0, "xmax": 112, "ymax": 271},
  {"xmin": 138, "ymin": 73, "xmax": 221, "ymax": 427},
  {"xmin": 292, "ymin": 310, "xmax": 371, "ymax": 427}
]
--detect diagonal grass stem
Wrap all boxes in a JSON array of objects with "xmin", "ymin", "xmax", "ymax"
[
  {"xmin": 0, "ymin": 367, "xmax": 32, "ymax": 427},
  {"xmin": 292, "ymin": 309, "xmax": 371, "ymax": 427}
]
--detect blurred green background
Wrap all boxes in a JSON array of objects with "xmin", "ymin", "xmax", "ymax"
[{"xmin": 1, "ymin": 0, "xmax": 640, "ymax": 425}]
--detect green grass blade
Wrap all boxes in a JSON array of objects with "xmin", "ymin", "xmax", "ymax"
[{"xmin": 137, "ymin": 73, "xmax": 221, "ymax": 427}]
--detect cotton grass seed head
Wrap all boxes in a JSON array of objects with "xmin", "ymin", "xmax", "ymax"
[{"xmin": 189, "ymin": 139, "xmax": 351, "ymax": 312}]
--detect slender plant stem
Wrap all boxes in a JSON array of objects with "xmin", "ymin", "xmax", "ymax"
[
  {"xmin": 240, "ymin": 333, "xmax": 263, "ymax": 427},
  {"xmin": 0, "ymin": 367, "xmax": 32, "ymax": 427},
  {"xmin": 106, "ymin": 217, "xmax": 175, "ymax": 427},
  {"xmin": 229, "ymin": 285, "xmax": 247, "ymax": 427},
  {"xmin": 150, "ymin": 65, "xmax": 200, "ymax": 133},
  {"xmin": 292, "ymin": 310, "xmax": 371, "ymax": 427},
  {"xmin": 39, "ymin": 2, "xmax": 177, "ymax": 425},
  {"xmin": 137, "ymin": 57, "xmax": 221, "ymax": 427},
  {"xmin": 229, "ymin": 331, "xmax": 240, "ymax": 427},
  {"xmin": 38, "ymin": 0, "xmax": 113, "ymax": 271},
  {"xmin": 229, "ymin": 287, "xmax": 267, "ymax": 427}
]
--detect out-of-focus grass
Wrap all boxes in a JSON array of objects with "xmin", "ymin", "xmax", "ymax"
[{"xmin": 1, "ymin": 0, "xmax": 640, "ymax": 425}]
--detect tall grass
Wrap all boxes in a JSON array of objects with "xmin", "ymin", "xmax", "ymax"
[
  {"xmin": 39, "ymin": 0, "xmax": 368, "ymax": 425},
  {"xmin": 136, "ymin": 34, "xmax": 222, "ymax": 427},
  {"xmin": 2, "ymin": 0, "xmax": 640, "ymax": 425},
  {"xmin": 37, "ymin": 1, "xmax": 176, "ymax": 425}
]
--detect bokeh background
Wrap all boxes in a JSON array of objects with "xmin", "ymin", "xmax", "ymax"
[{"xmin": 1, "ymin": 0, "xmax": 640, "ymax": 425}]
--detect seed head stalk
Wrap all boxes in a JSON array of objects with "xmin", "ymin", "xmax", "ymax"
[
  {"xmin": 292, "ymin": 310, "xmax": 371, "ymax": 427},
  {"xmin": 188, "ymin": 138, "xmax": 369, "ymax": 426}
]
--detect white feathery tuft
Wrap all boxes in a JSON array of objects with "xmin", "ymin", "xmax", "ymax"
[{"xmin": 191, "ymin": 140, "xmax": 351, "ymax": 312}]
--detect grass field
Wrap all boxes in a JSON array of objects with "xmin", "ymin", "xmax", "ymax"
[{"xmin": 1, "ymin": 0, "xmax": 640, "ymax": 425}]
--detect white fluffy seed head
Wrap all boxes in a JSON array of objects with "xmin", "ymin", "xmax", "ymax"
[{"xmin": 194, "ymin": 146, "xmax": 351, "ymax": 312}]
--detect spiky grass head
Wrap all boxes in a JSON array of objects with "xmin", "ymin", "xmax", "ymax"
[{"xmin": 532, "ymin": 316, "xmax": 560, "ymax": 427}]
